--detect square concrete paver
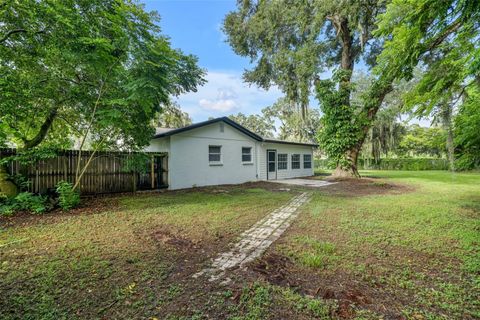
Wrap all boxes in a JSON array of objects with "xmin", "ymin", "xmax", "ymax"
[{"xmin": 270, "ymin": 178, "xmax": 335, "ymax": 188}]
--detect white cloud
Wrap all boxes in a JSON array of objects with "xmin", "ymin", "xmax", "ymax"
[
  {"xmin": 174, "ymin": 70, "xmax": 283, "ymax": 121},
  {"xmin": 199, "ymin": 97, "xmax": 237, "ymax": 112}
]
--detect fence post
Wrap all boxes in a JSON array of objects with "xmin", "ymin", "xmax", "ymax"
[{"xmin": 150, "ymin": 155, "xmax": 154, "ymax": 189}]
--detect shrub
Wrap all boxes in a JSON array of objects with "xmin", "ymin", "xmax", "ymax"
[
  {"xmin": 13, "ymin": 192, "xmax": 49, "ymax": 214},
  {"xmin": 315, "ymin": 158, "xmax": 449, "ymax": 171},
  {"xmin": 56, "ymin": 181, "xmax": 80, "ymax": 210},
  {"xmin": 0, "ymin": 192, "xmax": 49, "ymax": 215}
]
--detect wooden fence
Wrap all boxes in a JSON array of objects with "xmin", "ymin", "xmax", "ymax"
[{"xmin": 0, "ymin": 148, "xmax": 168, "ymax": 195}]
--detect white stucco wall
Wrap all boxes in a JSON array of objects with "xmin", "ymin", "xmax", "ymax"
[
  {"xmin": 144, "ymin": 137, "xmax": 170, "ymax": 153},
  {"xmin": 167, "ymin": 122, "xmax": 258, "ymax": 190},
  {"xmin": 257, "ymin": 142, "xmax": 314, "ymax": 180},
  {"xmin": 146, "ymin": 122, "xmax": 315, "ymax": 190}
]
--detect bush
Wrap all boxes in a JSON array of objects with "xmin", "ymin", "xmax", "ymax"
[
  {"xmin": 56, "ymin": 181, "xmax": 80, "ymax": 210},
  {"xmin": 13, "ymin": 192, "xmax": 49, "ymax": 214},
  {"xmin": 0, "ymin": 192, "xmax": 49, "ymax": 216},
  {"xmin": 315, "ymin": 158, "xmax": 449, "ymax": 171}
]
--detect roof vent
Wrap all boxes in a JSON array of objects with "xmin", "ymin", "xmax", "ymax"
[{"xmin": 219, "ymin": 122, "xmax": 224, "ymax": 132}]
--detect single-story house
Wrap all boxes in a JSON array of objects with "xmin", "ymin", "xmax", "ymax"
[{"xmin": 144, "ymin": 117, "xmax": 317, "ymax": 190}]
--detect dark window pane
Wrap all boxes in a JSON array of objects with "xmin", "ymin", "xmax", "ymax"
[
  {"xmin": 242, "ymin": 155, "xmax": 252, "ymax": 162},
  {"xmin": 303, "ymin": 154, "xmax": 312, "ymax": 168},
  {"xmin": 278, "ymin": 153, "xmax": 287, "ymax": 170},
  {"xmin": 268, "ymin": 162, "xmax": 276, "ymax": 172},
  {"xmin": 292, "ymin": 154, "xmax": 300, "ymax": 169},
  {"xmin": 209, "ymin": 146, "xmax": 221, "ymax": 153},
  {"xmin": 268, "ymin": 152, "xmax": 275, "ymax": 161},
  {"xmin": 209, "ymin": 154, "xmax": 221, "ymax": 162},
  {"xmin": 242, "ymin": 147, "xmax": 251, "ymax": 154}
]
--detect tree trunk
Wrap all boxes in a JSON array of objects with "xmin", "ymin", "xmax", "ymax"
[
  {"xmin": 333, "ymin": 148, "xmax": 360, "ymax": 178},
  {"xmin": 441, "ymin": 102, "xmax": 455, "ymax": 171},
  {"xmin": 331, "ymin": 82, "xmax": 393, "ymax": 179},
  {"xmin": 0, "ymin": 165, "xmax": 18, "ymax": 198},
  {"xmin": 330, "ymin": 16, "xmax": 358, "ymax": 179}
]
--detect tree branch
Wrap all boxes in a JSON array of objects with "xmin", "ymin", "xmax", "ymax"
[
  {"xmin": 0, "ymin": 29, "xmax": 27, "ymax": 43},
  {"xmin": 0, "ymin": 28, "xmax": 45, "ymax": 44},
  {"xmin": 22, "ymin": 107, "xmax": 58, "ymax": 149}
]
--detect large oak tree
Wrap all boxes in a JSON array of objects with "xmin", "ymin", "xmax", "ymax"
[{"xmin": 224, "ymin": 0, "xmax": 479, "ymax": 177}]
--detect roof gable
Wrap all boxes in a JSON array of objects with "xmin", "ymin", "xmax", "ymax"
[{"xmin": 152, "ymin": 117, "xmax": 318, "ymax": 147}]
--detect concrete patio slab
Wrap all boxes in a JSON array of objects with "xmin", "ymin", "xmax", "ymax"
[{"xmin": 270, "ymin": 178, "xmax": 336, "ymax": 188}]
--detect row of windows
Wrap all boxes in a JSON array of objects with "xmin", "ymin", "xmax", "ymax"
[
  {"xmin": 278, "ymin": 153, "xmax": 311, "ymax": 170},
  {"xmin": 208, "ymin": 145, "xmax": 312, "ymax": 170},
  {"xmin": 209, "ymin": 145, "xmax": 253, "ymax": 163}
]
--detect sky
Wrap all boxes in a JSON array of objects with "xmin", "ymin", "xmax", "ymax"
[{"xmin": 142, "ymin": 0, "xmax": 283, "ymax": 122}]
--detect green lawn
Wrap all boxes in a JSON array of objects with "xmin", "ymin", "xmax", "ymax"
[
  {"xmin": 268, "ymin": 170, "xmax": 480, "ymax": 319},
  {"xmin": 0, "ymin": 172, "xmax": 479, "ymax": 319},
  {"xmin": 0, "ymin": 185, "xmax": 294, "ymax": 319}
]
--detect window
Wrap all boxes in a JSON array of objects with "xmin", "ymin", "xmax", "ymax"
[
  {"xmin": 209, "ymin": 145, "xmax": 222, "ymax": 163},
  {"xmin": 303, "ymin": 154, "xmax": 312, "ymax": 169},
  {"xmin": 278, "ymin": 154, "xmax": 288, "ymax": 170},
  {"xmin": 242, "ymin": 147, "xmax": 252, "ymax": 162},
  {"xmin": 291, "ymin": 154, "xmax": 300, "ymax": 169}
]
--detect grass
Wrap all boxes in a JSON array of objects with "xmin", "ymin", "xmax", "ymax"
[
  {"xmin": 0, "ymin": 186, "xmax": 293, "ymax": 319},
  {"xmin": 274, "ymin": 170, "xmax": 480, "ymax": 318},
  {"xmin": 1, "ymin": 171, "xmax": 479, "ymax": 319}
]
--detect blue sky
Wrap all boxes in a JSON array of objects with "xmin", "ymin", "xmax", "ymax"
[{"xmin": 142, "ymin": 0, "xmax": 283, "ymax": 122}]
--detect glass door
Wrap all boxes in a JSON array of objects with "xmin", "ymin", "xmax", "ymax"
[{"xmin": 267, "ymin": 150, "xmax": 277, "ymax": 180}]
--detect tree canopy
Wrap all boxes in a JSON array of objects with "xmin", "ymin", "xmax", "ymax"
[
  {"xmin": 0, "ymin": 0, "xmax": 205, "ymax": 152},
  {"xmin": 224, "ymin": 0, "xmax": 479, "ymax": 176},
  {"xmin": 228, "ymin": 112, "xmax": 275, "ymax": 138}
]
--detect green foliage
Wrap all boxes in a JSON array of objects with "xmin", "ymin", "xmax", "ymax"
[
  {"xmin": 454, "ymin": 87, "xmax": 480, "ymax": 170},
  {"xmin": 231, "ymin": 283, "xmax": 272, "ymax": 320},
  {"xmin": 0, "ymin": 0, "xmax": 205, "ymax": 151},
  {"xmin": 224, "ymin": 0, "xmax": 391, "ymax": 174},
  {"xmin": 316, "ymin": 158, "xmax": 450, "ymax": 171},
  {"xmin": 123, "ymin": 153, "xmax": 151, "ymax": 174},
  {"xmin": 56, "ymin": 181, "xmax": 80, "ymax": 211},
  {"xmin": 156, "ymin": 102, "xmax": 192, "ymax": 129},
  {"xmin": 13, "ymin": 192, "xmax": 48, "ymax": 214},
  {"xmin": 0, "ymin": 147, "xmax": 58, "ymax": 166},
  {"xmin": 397, "ymin": 125, "xmax": 446, "ymax": 157},
  {"xmin": 316, "ymin": 70, "xmax": 364, "ymax": 169},
  {"xmin": 262, "ymin": 98, "xmax": 321, "ymax": 143},
  {"xmin": 0, "ymin": 192, "xmax": 49, "ymax": 216},
  {"xmin": 289, "ymin": 236, "xmax": 337, "ymax": 269},
  {"xmin": 228, "ymin": 113, "xmax": 275, "ymax": 138}
]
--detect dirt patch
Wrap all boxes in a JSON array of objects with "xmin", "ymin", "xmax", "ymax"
[
  {"xmin": 151, "ymin": 229, "xmax": 194, "ymax": 250},
  {"xmin": 249, "ymin": 253, "xmax": 297, "ymax": 287},
  {"xmin": 0, "ymin": 196, "xmax": 121, "ymax": 228},
  {"xmin": 319, "ymin": 177, "xmax": 413, "ymax": 197}
]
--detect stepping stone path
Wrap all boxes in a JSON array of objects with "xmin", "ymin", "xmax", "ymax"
[{"xmin": 193, "ymin": 192, "xmax": 311, "ymax": 283}]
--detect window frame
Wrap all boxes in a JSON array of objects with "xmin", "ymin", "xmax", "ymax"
[
  {"xmin": 277, "ymin": 153, "xmax": 288, "ymax": 170},
  {"xmin": 303, "ymin": 154, "xmax": 312, "ymax": 169},
  {"xmin": 291, "ymin": 154, "xmax": 301, "ymax": 169},
  {"xmin": 208, "ymin": 145, "xmax": 222, "ymax": 165},
  {"xmin": 242, "ymin": 146, "xmax": 253, "ymax": 164}
]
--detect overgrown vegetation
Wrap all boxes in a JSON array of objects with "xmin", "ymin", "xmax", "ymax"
[
  {"xmin": 1, "ymin": 174, "xmax": 479, "ymax": 318},
  {"xmin": 56, "ymin": 181, "xmax": 80, "ymax": 211},
  {"xmin": 0, "ymin": 192, "xmax": 49, "ymax": 216}
]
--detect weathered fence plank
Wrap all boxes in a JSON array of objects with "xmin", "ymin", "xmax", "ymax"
[{"xmin": 0, "ymin": 149, "xmax": 168, "ymax": 195}]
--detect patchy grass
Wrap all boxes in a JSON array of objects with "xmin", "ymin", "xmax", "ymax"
[
  {"xmin": 1, "ymin": 171, "xmax": 479, "ymax": 319},
  {"xmin": 0, "ymin": 184, "xmax": 294, "ymax": 320},
  {"xmin": 266, "ymin": 170, "xmax": 480, "ymax": 318}
]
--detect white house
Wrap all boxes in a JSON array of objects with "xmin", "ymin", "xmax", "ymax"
[{"xmin": 145, "ymin": 117, "xmax": 317, "ymax": 190}]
